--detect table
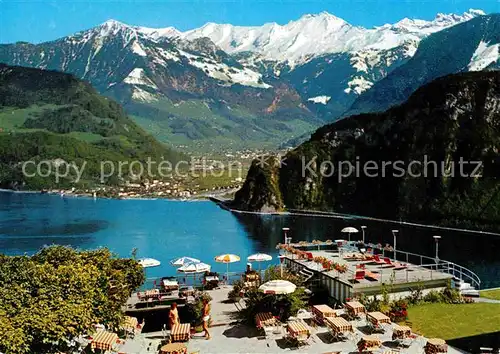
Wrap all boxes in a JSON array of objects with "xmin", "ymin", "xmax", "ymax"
[
  {"xmin": 179, "ymin": 286, "xmax": 194, "ymax": 297},
  {"xmin": 325, "ymin": 317, "xmax": 353, "ymax": 334},
  {"xmin": 255, "ymin": 312, "xmax": 279, "ymax": 328},
  {"xmin": 345, "ymin": 301, "xmax": 366, "ymax": 317},
  {"xmin": 162, "ymin": 279, "xmax": 179, "ymax": 290},
  {"xmin": 117, "ymin": 339, "xmax": 144, "ymax": 354},
  {"xmin": 287, "ymin": 320, "xmax": 310, "ymax": 336},
  {"xmin": 122, "ymin": 316, "xmax": 138, "ymax": 331},
  {"xmin": 140, "ymin": 289, "xmax": 160, "ymax": 299},
  {"xmin": 170, "ymin": 323, "xmax": 191, "ymax": 342},
  {"xmin": 312, "ymin": 304, "xmax": 336, "ymax": 322},
  {"xmin": 160, "ymin": 342, "xmax": 187, "ymax": 354},
  {"xmin": 366, "ymin": 311, "xmax": 391, "ymax": 325},
  {"xmin": 425, "ymin": 338, "xmax": 448, "ymax": 353},
  {"xmin": 357, "ymin": 335, "xmax": 381, "ymax": 351},
  {"xmin": 392, "ymin": 324, "xmax": 411, "ymax": 340},
  {"xmin": 91, "ymin": 330, "xmax": 118, "ymax": 351}
]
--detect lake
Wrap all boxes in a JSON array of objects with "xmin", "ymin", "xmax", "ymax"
[{"xmin": 0, "ymin": 191, "xmax": 499, "ymax": 288}]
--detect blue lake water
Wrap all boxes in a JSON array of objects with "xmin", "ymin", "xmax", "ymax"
[{"xmin": 0, "ymin": 191, "xmax": 499, "ymax": 288}]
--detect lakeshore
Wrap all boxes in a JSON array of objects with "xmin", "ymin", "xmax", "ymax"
[{"xmin": 1, "ymin": 193, "xmax": 499, "ymax": 353}]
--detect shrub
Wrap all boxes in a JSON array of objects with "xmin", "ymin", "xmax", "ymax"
[
  {"xmin": 227, "ymin": 279, "xmax": 244, "ymax": 302},
  {"xmin": 388, "ymin": 299, "xmax": 408, "ymax": 322},
  {"xmin": 407, "ymin": 283, "xmax": 424, "ymax": 305},
  {"xmin": 240, "ymin": 287, "xmax": 309, "ymax": 324},
  {"xmin": 441, "ymin": 287, "xmax": 462, "ymax": 304},
  {"xmin": 184, "ymin": 291, "xmax": 213, "ymax": 326},
  {"xmin": 423, "ymin": 290, "xmax": 444, "ymax": 303},
  {"xmin": 263, "ymin": 265, "xmax": 303, "ymax": 286}
]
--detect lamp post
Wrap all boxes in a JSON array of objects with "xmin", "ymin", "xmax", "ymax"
[
  {"xmin": 282, "ymin": 227, "xmax": 290, "ymax": 245},
  {"xmin": 433, "ymin": 235, "xmax": 441, "ymax": 262},
  {"xmin": 279, "ymin": 255, "xmax": 285, "ymax": 278},
  {"xmin": 392, "ymin": 230, "xmax": 399, "ymax": 255},
  {"xmin": 361, "ymin": 226, "xmax": 367, "ymax": 244}
]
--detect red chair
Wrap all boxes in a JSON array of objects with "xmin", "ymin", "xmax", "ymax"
[
  {"xmin": 383, "ymin": 257, "xmax": 396, "ymax": 267},
  {"xmin": 372, "ymin": 255, "xmax": 386, "ymax": 265},
  {"xmin": 306, "ymin": 252, "xmax": 314, "ymax": 261},
  {"xmin": 353, "ymin": 270, "xmax": 365, "ymax": 282}
]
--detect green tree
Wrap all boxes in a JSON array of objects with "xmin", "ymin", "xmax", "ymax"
[{"xmin": 0, "ymin": 246, "xmax": 145, "ymax": 353}]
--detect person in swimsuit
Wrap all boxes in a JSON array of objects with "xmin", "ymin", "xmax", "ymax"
[
  {"xmin": 202, "ymin": 298, "xmax": 211, "ymax": 340},
  {"xmin": 169, "ymin": 302, "xmax": 179, "ymax": 329}
]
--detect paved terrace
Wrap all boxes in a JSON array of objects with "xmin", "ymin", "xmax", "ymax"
[
  {"xmin": 138, "ymin": 288, "xmax": 467, "ymax": 354},
  {"xmin": 288, "ymin": 249, "xmax": 453, "ymax": 290}
]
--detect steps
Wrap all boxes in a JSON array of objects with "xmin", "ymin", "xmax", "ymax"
[
  {"xmin": 298, "ymin": 268, "xmax": 315, "ymax": 284},
  {"xmin": 454, "ymin": 278, "xmax": 480, "ymax": 297}
]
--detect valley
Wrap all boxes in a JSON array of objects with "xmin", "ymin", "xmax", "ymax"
[{"xmin": 0, "ymin": 9, "xmax": 489, "ymax": 153}]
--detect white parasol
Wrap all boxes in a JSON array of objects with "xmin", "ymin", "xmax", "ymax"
[
  {"xmin": 247, "ymin": 253, "xmax": 272, "ymax": 273},
  {"xmin": 259, "ymin": 280, "xmax": 296, "ymax": 294},
  {"xmin": 170, "ymin": 257, "xmax": 200, "ymax": 267},
  {"xmin": 341, "ymin": 227, "xmax": 359, "ymax": 242},
  {"xmin": 138, "ymin": 258, "xmax": 161, "ymax": 268},
  {"xmin": 177, "ymin": 262, "xmax": 210, "ymax": 285}
]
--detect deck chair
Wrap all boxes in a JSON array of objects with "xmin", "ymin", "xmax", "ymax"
[
  {"xmin": 383, "ymin": 257, "xmax": 396, "ymax": 267},
  {"xmin": 371, "ymin": 255, "xmax": 386, "ymax": 266},
  {"xmin": 351, "ymin": 270, "xmax": 365, "ymax": 283}
]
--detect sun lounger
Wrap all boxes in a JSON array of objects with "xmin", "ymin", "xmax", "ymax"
[
  {"xmin": 371, "ymin": 255, "xmax": 388, "ymax": 265},
  {"xmin": 351, "ymin": 270, "xmax": 365, "ymax": 283},
  {"xmin": 364, "ymin": 270, "xmax": 379, "ymax": 281},
  {"xmin": 383, "ymin": 257, "xmax": 408, "ymax": 270}
]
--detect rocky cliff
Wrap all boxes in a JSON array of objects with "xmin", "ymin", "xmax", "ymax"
[{"xmin": 233, "ymin": 72, "xmax": 500, "ymax": 230}]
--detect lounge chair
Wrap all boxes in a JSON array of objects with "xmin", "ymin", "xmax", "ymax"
[
  {"xmin": 371, "ymin": 255, "xmax": 387, "ymax": 266},
  {"xmin": 364, "ymin": 271, "xmax": 379, "ymax": 281},
  {"xmin": 351, "ymin": 270, "xmax": 365, "ymax": 283},
  {"xmin": 384, "ymin": 257, "xmax": 408, "ymax": 270},
  {"xmin": 383, "ymin": 257, "xmax": 396, "ymax": 267}
]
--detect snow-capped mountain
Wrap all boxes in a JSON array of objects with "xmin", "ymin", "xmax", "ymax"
[
  {"xmin": 167, "ymin": 9, "xmax": 484, "ymax": 66},
  {"xmin": 0, "ymin": 20, "xmax": 321, "ymax": 151},
  {"xmin": 347, "ymin": 13, "xmax": 500, "ymax": 116},
  {"xmin": 0, "ymin": 9, "xmax": 491, "ymax": 151}
]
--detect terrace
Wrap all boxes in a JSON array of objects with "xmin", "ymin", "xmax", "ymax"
[{"xmin": 281, "ymin": 240, "xmax": 480, "ymax": 301}]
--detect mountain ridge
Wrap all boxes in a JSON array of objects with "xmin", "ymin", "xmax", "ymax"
[
  {"xmin": 0, "ymin": 63, "xmax": 185, "ymax": 188},
  {"xmin": 232, "ymin": 71, "xmax": 500, "ymax": 231},
  {"xmin": 0, "ymin": 9, "xmax": 492, "ymax": 152},
  {"xmin": 346, "ymin": 13, "xmax": 500, "ymax": 116}
]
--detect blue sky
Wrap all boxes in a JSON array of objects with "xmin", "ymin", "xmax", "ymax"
[{"xmin": 0, "ymin": 0, "xmax": 498, "ymax": 44}]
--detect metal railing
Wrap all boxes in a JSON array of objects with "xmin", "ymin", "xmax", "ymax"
[
  {"xmin": 285, "ymin": 242, "xmax": 481, "ymax": 290},
  {"xmin": 351, "ymin": 243, "xmax": 482, "ymax": 290},
  {"xmin": 139, "ymin": 271, "xmax": 247, "ymax": 291}
]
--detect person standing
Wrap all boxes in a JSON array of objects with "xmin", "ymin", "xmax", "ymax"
[
  {"xmin": 202, "ymin": 298, "xmax": 211, "ymax": 340},
  {"xmin": 169, "ymin": 302, "xmax": 179, "ymax": 329}
]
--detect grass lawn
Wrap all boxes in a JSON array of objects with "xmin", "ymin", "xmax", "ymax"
[
  {"xmin": 408, "ymin": 303, "xmax": 500, "ymax": 340},
  {"xmin": 480, "ymin": 289, "xmax": 500, "ymax": 301}
]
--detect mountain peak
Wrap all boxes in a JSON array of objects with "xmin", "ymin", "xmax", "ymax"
[
  {"xmin": 467, "ymin": 8, "xmax": 486, "ymax": 16},
  {"xmin": 97, "ymin": 19, "xmax": 132, "ymax": 36},
  {"xmin": 100, "ymin": 19, "xmax": 128, "ymax": 29},
  {"xmin": 297, "ymin": 11, "xmax": 347, "ymax": 24}
]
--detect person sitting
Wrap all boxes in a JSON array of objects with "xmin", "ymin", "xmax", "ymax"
[{"xmin": 169, "ymin": 302, "xmax": 180, "ymax": 329}]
